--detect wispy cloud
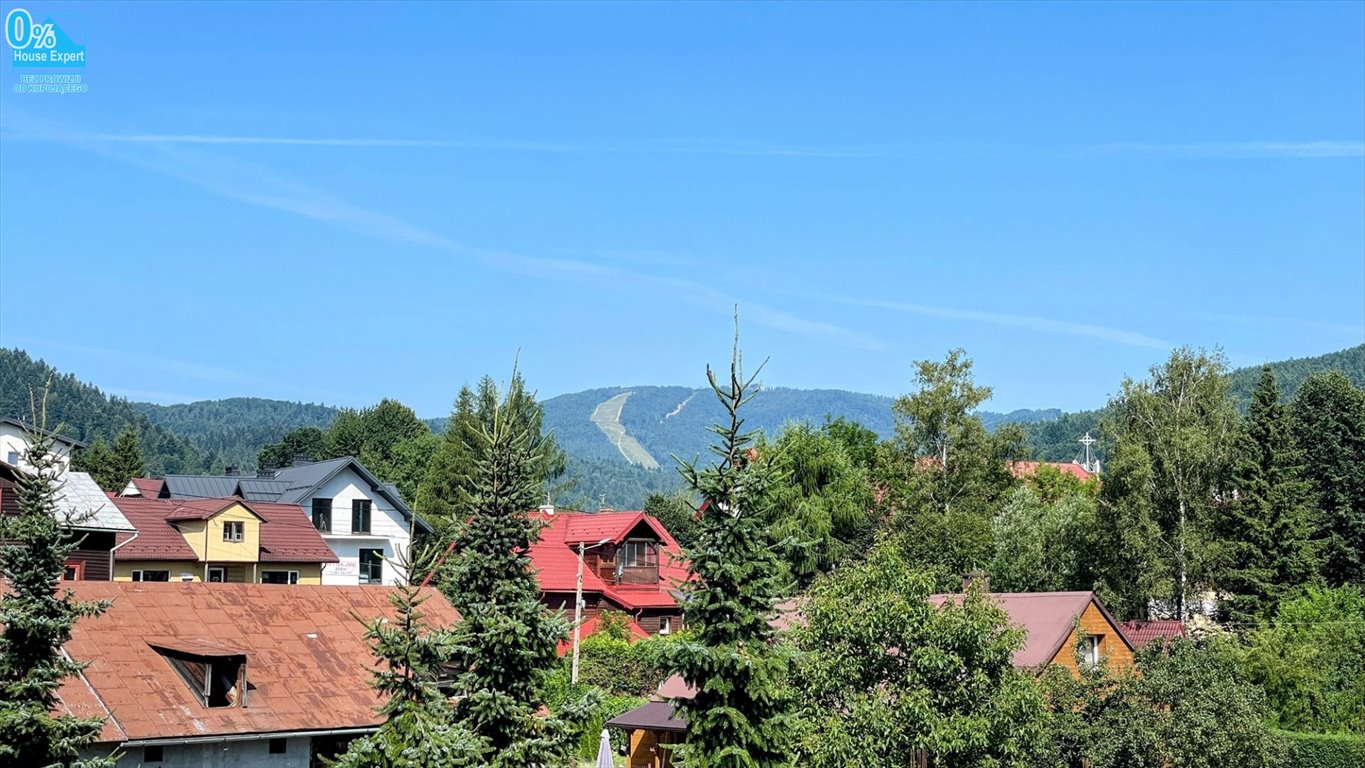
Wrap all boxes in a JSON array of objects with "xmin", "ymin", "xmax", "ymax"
[
  {"xmin": 1078, "ymin": 141, "xmax": 1365, "ymax": 159},
  {"xmin": 1193, "ymin": 311, "xmax": 1365, "ymax": 337},
  {"xmin": 2, "ymin": 119, "xmax": 883, "ymax": 351},
  {"xmin": 822, "ymin": 295, "xmax": 1175, "ymax": 350}
]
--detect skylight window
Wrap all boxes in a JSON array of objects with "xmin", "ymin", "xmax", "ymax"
[{"xmin": 151, "ymin": 643, "xmax": 249, "ymax": 708}]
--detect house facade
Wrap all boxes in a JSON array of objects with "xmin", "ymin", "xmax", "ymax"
[
  {"xmin": 0, "ymin": 416, "xmax": 84, "ymax": 472},
  {"xmin": 529, "ymin": 507, "xmax": 688, "ymax": 640},
  {"xmin": 126, "ymin": 456, "xmax": 427, "ymax": 586},
  {"xmin": 110, "ymin": 496, "xmax": 337, "ymax": 584},
  {"xmin": 56, "ymin": 581, "xmax": 460, "ymax": 768}
]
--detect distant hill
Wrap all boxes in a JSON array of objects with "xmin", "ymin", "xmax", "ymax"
[{"xmin": 3, "ymin": 343, "xmax": 1360, "ymax": 508}]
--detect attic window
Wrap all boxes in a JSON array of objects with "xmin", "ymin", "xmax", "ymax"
[{"xmin": 151, "ymin": 643, "xmax": 249, "ymax": 708}]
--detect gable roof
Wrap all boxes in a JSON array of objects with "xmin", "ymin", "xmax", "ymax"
[
  {"xmin": 162, "ymin": 457, "xmax": 430, "ymax": 533},
  {"xmin": 530, "ymin": 509, "xmax": 689, "ymax": 612},
  {"xmin": 110, "ymin": 497, "xmax": 338, "ymax": 564},
  {"xmin": 122, "ymin": 477, "xmax": 166, "ymax": 498},
  {"xmin": 556, "ymin": 613, "xmax": 651, "ymax": 655},
  {"xmin": 55, "ymin": 582, "xmax": 459, "ymax": 743},
  {"xmin": 1120, "ymin": 619, "xmax": 1185, "ymax": 650},
  {"xmin": 1009, "ymin": 461, "xmax": 1094, "ymax": 482},
  {"xmin": 0, "ymin": 463, "xmax": 134, "ymax": 532},
  {"xmin": 928, "ymin": 591, "xmax": 1132, "ymax": 670}
]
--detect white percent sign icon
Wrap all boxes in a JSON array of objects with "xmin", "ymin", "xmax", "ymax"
[{"xmin": 5, "ymin": 9, "xmax": 57, "ymax": 50}]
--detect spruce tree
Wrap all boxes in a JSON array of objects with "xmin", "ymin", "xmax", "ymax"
[
  {"xmin": 72, "ymin": 438, "xmax": 115, "ymax": 491},
  {"xmin": 108, "ymin": 426, "xmax": 145, "ymax": 493},
  {"xmin": 1211, "ymin": 367, "xmax": 1318, "ymax": 624},
  {"xmin": 438, "ymin": 377, "xmax": 578, "ymax": 766},
  {"xmin": 1289, "ymin": 371, "xmax": 1365, "ymax": 587},
  {"xmin": 663, "ymin": 328, "xmax": 793, "ymax": 768},
  {"xmin": 0, "ymin": 413, "xmax": 113, "ymax": 767},
  {"xmin": 330, "ymin": 569, "xmax": 485, "ymax": 768}
]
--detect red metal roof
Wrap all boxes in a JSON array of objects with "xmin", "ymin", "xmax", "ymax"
[
  {"xmin": 1119, "ymin": 619, "xmax": 1185, "ymax": 650},
  {"xmin": 530, "ymin": 510, "xmax": 687, "ymax": 613},
  {"xmin": 127, "ymin": 477, "xmax": 166, "ymax": 498},
  {"xmin": 56, "ymin": 582, "xmax": 459, "ymax": 743},
  {"xmin": 556, "ymin": 613, "xmax": 651, "ymax": 655},
  {"xmin": 111, "ymin": 497, "xmax": 338, "ymax": 564},
  {"xmin": 1009, "ymin": 461, "xmax": 1094, "ymax": 482},
  {"xmin": 929, "ymin": 591, "xmax": 1130, "ymax": 669}
]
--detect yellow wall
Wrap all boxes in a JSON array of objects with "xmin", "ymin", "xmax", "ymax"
[
  {"xmin": 176, "ymin": 503, "xmax": 261, "ymax": 563},
  {"xmin": 114, "ymin": 561, "xmax": 324, "ymax": 584},
  {"xmin": 1049, "ymin": 601, "xmax": 1135, "ymax": 675}
]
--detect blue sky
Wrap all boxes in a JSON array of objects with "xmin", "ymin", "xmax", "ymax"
[{"xmin": 1, "ymin": 1, "xmax": 1362, "ymax": 416}]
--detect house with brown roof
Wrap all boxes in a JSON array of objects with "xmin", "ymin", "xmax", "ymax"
[
  {"xmin": 110, "ymin": 496, "xmax": 338, "ymax": 584},
  {"xmin": 529, "ymin": 506, "xmax": 689, "ymax": 639},
  {"xmin": 1, "ymin": 460, "xmax": 136, "ymax": 581},
  {"xmin": 55, "ymin": 581, "xmax": 459, "ymax": 767}
]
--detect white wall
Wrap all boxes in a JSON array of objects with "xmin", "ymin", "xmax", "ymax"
[
  {"xmin": 98, "ymin": 736, "xmax": 313, "ymax": 768},
  {"xmin": 305, "ymin": 467, "xmax": 411, "ymax": 586},
  {"xmin": 0, "ymin": 422, "xmax": 73, "ymax": 471}
]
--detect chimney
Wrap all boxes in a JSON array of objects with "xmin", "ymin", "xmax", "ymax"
[
  {"xmin": 225, "ymin": 466, "xmax": 240, "ymax": 477},
  {"xmin": 538, "ymin": 502, "xmax": 556, "ymax": 516},
  {"xmin": 962, "ymin": 570, "xmax": 989, "ymax": 593},
  {"xmin": 291, "ymin": 454, "xmax": 312, "ymax": 467},
  {"xmin": 257, "ymin": 464, "xmax": 277, "ymax": 479}
]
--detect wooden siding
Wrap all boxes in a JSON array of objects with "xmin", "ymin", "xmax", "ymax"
[
  {"xmin": 636, "ymin": 611, "xmax": 683, "ymax": 636},
  {"xmin": 628, "ymin": 729, "xmax": 678, "ymax": 768},
  {"xmin": 66, "ymin": 531, "xmax": 115, "ymax": 581},
  {"xmin": 1049, "ymin": 601, "xmax": 1135, "ymax": 674}
]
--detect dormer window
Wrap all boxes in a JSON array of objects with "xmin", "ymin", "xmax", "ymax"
[
  {"xmin": 152, "ymin": 642, "xmax": 249, "ymax": 708},
  {"xmin": 223, "ymin": 521, "xmax": 245, "ymax": 542}
]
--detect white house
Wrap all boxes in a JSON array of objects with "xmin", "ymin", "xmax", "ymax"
[
  {"xmin": 135, "ymin": 457, "xmax": 427, "ymax": 586},
  {"xmin": 0, "ymin": 417, "xmax": 84, "ymax": 472}
]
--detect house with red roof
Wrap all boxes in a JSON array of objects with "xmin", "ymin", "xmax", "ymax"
[
  {"xmin": 530, "ymin": 506, "xmax": 688, "ymax": 640},
  {"xmin": 55, "ymin": 581, "xmax": 459, "ymax": 767},
  {"xmin": 1008, "ymin": 460, "xmax": 1096, "ymax": 483},
  {"xmin": 110, "ymin": 496, "xmax": 338, "ymax": 584}
]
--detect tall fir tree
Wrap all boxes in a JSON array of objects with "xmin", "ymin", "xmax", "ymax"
[
  {"xmin": 0, "ymin": 408, "xmax": 113, "ymax": 767},
  {"xmin": 663, "ymin": 328, "xmax": 793, "ymax": 768},
  {"xmin": 1288, "ymin": 371, "xmax": 1365, "ymax": 587},
  {"xmin": 437, "ymin": 376, "xmax": 578, "ymax": 766},
  {"xmin": 108, "ymin": 425, "xmax": 146, "ymax": 493},
  {"xmin": 72, "ymin": 438, "xmax": 116, "ymax": 491},
  {"xmin": 329, "ymin": 565, "xmax": 486, "ymax": 768},
  {"xmin": 1210, "ymin": 366, "xmax": 1319, "ymax": 624}
]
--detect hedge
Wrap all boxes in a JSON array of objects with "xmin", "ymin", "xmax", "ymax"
[{"xmin": 1275, "ymin": 730, "xmax": 1365, "ymax": 768}]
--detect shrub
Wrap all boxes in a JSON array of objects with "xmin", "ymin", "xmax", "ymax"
[{"xmin": 1275, "ymin": 731, "xmax": 1365, "ymax": 768}]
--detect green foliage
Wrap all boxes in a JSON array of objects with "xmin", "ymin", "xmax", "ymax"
[
  {"xmin": 328, "ymin": 572, "xmax": 486, "ymax": 768},
  {"xmin": 0, "ymin": 409, "xmax": 114, "ymax": 768},
  {"xmin": 879, "ymin": 349, "xmax": 1022, "ymax": 583},
  {"xmin": 436, "ymin": 376, "xmax": 579, "ymax": 767},
  {"xmin": 1273, "ymin": 730, "xmax": 1365, "ymax": 768},
  {"xmin": 1288, "ymin": 371, "xmax": 1365, "ymax": 587},
  {"xmin": 755, "ymin": 421, "xmax": 876, "ymax": 581},
  {"xmin": 1097, "ymin": 347, "xmax": 1238, "ymax": 620},
  {"xmin": 791, "ymin": 540, "xmax": 1051, "ymax": 768},
  {"xmin": 820, "ymin": 415, "xmax": 880, "ymax": 472},
  {"xmin": 988, "ymin": 483, "xmax": 1100, "ymax": 593},
  {"xmin": 643, "ymin": 490, "xmax": 700, "ymax": 550},
  {"xmin": 1227, "ymin": 344, "xmax": 1365, "ymax": 406},
  {"xmin": 561, "ymin": 455, "xmax": 685, "ymax": 513},
  {"xmin": 1209, "ymin": 367, "xmax": 1319, "ymax": 625},
  {"xmin": 257, "ymin": 426, "xmax": 328, "ymax": 470},
  {"xmin": 1, "ymin": 348, "xmax": 207, "ymax": 476},
  {"xmin": 574, "ymin": 631, "xmax": 670, "ymax": 697},
  {"xmin": 1238, "ymin": 586, "xmax": 1365, "ymax": 734},
  {"xmin": 417, "ymin": 374, "xmax": 565, "ymax": 532},
  {"xmin": 137, "ymin": 396, "xmax": 338, "ymax": 471},
  {"xmin": 1043, "ymin": 637, "xmax": 1283, "ymax": 768},
  {"xmin": 662, "ymin": 331, "xmax": 794, "ymax": 768}
]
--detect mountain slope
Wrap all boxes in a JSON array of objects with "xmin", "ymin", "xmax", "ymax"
[{"xmin": 134, "ymin": 398, "xmax": 338, "ymax": 470}]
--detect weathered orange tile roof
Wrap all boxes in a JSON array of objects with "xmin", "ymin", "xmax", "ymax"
[{"xmin": 56, "ymin": 582, "xmax": 458, "ymax": 743}]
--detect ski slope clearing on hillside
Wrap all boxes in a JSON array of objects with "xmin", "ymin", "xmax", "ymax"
[{"xmin": 589, "ymin": 392, "xmax": 661, "ymax": 469}]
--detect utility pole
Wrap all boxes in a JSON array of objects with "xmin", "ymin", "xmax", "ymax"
[{"xmin": 571, "ymin": 537, "xmax": 612, "ymax": 685}]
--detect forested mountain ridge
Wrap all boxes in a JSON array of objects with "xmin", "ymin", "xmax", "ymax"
[{"xmin": 133, "ymin": 397, "xmax": 338, "ymax": 470}]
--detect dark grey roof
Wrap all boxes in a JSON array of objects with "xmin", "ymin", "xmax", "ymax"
[
  {"xmin": 162, "ymin": 457, "xmax": 430, "ymax": 533},
  {"xmin": 606, "ymin": 701, "xmax": 686, "ymax": 733},
  {"xmin": 162, "ymin": 475, "xmax": 239, "ymax": 500},
  {"xmin": 0, "ymin": 417, "xmax": 89, "ymax": 449}
]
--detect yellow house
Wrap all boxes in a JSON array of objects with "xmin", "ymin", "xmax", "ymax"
[{"xmin": 111, "ymin": 497, "xmax": 337, "ymax": 584}]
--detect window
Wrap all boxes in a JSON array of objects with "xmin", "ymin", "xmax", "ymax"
[
  {"xmin": 5, "ymin": 451, "xmax": 18, "ymax": 466},
  {"xmin": 359, "ymin": 548, "xmax": 384, "ymax": 584},
  {"xmin": 351, "ymin": 499, "xmax": 372, "ymax": 534},
  {"xmin": 63, "ymin": 562, "xmax": 83, "ymax": 581},
  {"xmin": 158, "ymin": 648, "xmax": 248, "ymax": 708},
  {"xmin": 659, "ymin": 616, "xmax": 672, "ymax": 635},
  {"xmin": 268, "ymin": 738, "xmax": 287, "ymax": 755},
  {"xmin": 132, "ymin": 570, "xmax": 170, "ymax": 582},
  {"xmin": 222, "ymin": 521, "xmax": 245, "ymax": 542},
  {"xmin": 143, "ymin": 745, "xmax": 164, "ymax": 763},
  {"xmin": 207, "ymin": 567, "xmax": 227, "ymax": 583},
  {"xmin": 1082, "ymin": 635, "xmax": 1102, "ymax": 668},
  {"xmin": 621, "ymin": 540, "xmax": 658, "ymax": 568},
  {"xmin": 311, "ymin": 498, "xmax": 332, "ymax": 533},
  {"xmin": 261, "ymin": 570, "xmax": 299, "ymax": 585}
]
